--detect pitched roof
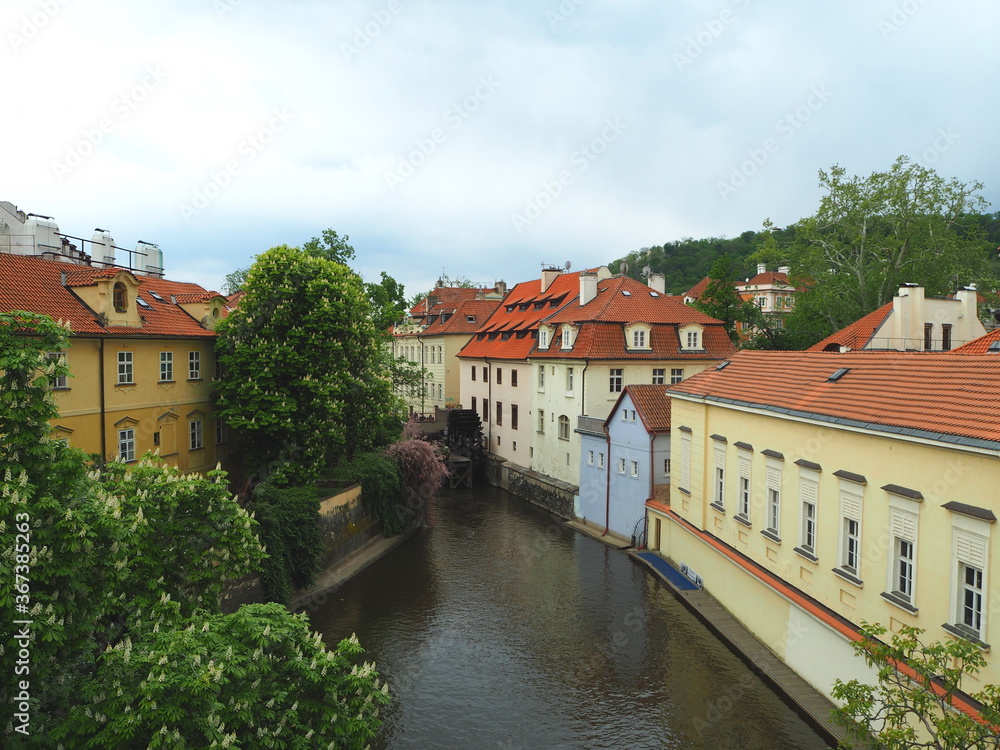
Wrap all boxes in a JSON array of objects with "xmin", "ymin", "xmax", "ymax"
[
  {"xmin": 408, "ymin": 286, "xmax": 491, "ymax": 317},
  {"xmin": 0, "ymin": 253, "xmax": 217, "ymax": 338},
  {"xmin": 952, "ymin": 327, "xmax": 1000, "ymax": 354},
  {"xmin": 617, "ymin": 384, "xmax": 671, "ymax": 432},
  {"xmin": 547, "ymin": 276, "xmax": 721, "ymax": 326},
  {"xmin": 668, "ymin": 350, "xmax": 1000, "ymax": 449},
  {"xmin": 413, "ymin": 298, "xmax": 503, "ymax": 336},
  {"xmin": 808, "ymin": 303, "xmax": 893, "ymax": 352},
  {"xmin": 683, "ymin": 276, "xmax": 711, "ymax": 301},
  {"xmin": 743, "ymin": 270, "xmax": 795, "ymax": 288}
]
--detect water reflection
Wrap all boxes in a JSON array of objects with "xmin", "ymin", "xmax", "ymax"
[{"xmin": 305, "ymin": 486, "xmax": 831, "ymax": 750}]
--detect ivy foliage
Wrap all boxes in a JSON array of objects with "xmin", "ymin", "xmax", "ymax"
[
  {"xmin": 215, "ymin": 243, "xmax": 401, "ymax": 483},
  {"xmin": 250, "ymin": 481, "xmax": 324, "ymax": 603},
  {"xmin": 349, "ymin": 451, "xmax": 407, "ymax": 536},
  {"xmin": 832, "ymin": 623, "xmax": 1000, "ymax": 749}
]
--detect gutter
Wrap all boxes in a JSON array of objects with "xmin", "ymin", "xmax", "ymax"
[
  {"xmin": 99, "ymin": 338, "xmax": 107, "ymax": 460},
  {"xmin": 603, "ymin": 418, "xmax": 611, "ymax": 536}
]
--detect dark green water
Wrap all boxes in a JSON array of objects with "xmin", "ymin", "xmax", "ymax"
[{"xmin": 304, "ymin": 486, "xmax": 832, "ymax": 749}]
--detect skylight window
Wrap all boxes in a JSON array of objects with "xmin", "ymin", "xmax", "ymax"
[
  {"xmin": 136, "ymin": 296, "xmax": 151, "ymax": 310},
  {"xmin": 621, "ymin": 290, "xmax": 632, "ymax": 296},
  {"xmin": 148, "ymin": 291, "xmax": 165, "ymax": 302},
  {"xmin": 716, "ymin": 361, "xmax": 731, "ymax": 370},
  {"xmin": 827, "ymin": 368, "xmax": 850, "ymax": 382},
  {"xmin": 989, "ymin": 341, "xmax": 1000, "ymax": 353},
  {"xmin": 649, "ymin": 291, "xmax": 659, "ymax": 297}
]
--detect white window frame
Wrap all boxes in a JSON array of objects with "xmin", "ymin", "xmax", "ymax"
[
  {"xmin": 617, "ymin": 457, "xmax": 626, "ymax": 475},
  {"xmin": 117, "ymin": 351, "xmax": 133, "ymax": 384},
  {"xmin": 160, "ymin": 351, "xmax": 173, "ymax": 382},
  {"xmin": 837, "ymin": 483, "xmax": 864, "ymax": 577},
  {"xmin": 633, "ymin": 329, "xmax": 646, "ymax": 349},
  {"xmin": 587, "ymin": 450, "xmax": 594, "ymax": 466},
  {"xmin": 118, "ymin": 428, "xmax": 135, "ymax": 462},
  {"xmin": 609, "ymin": 368, "xmax": 623, "ymax": 393},
  {"xmin": 670, "ymin": 368, "xmax": 684, "ymax": 384},
  {"xmin": 713, "ymin": 445, "xmax": 726, "ymax": 510},
  {"xmin": 886, "ymin": 496, "xmax": 919, "ymax": 605},
  {"xmin": 188, "ymin": 350, "xmax": 201, "ymax": 380},
  {"xmin": 46, "ymin": 351, "xmax": 68, "ymax": 389},
  {"xmin": 652, "ymin": 368, "xmax": 665, "ymax": 385},
  {"xmin": 215, "ymin": 416, "xmax": 227, "ymax": 445},
  {"xmin": 597, "ymin": 452, "xmax": 605, "ymax": 469},
  {"xmin": 538, "ymin": 327, "xmax": 550, "ymax": 349},
  {"xmin": 557, "ymin": 415, "xmax": 569, "ymax": 440},
  {"xmin": 737, "ymin": 451, "xmax": 752, "ymax": 521},
  {"xmin": 950, "ymin": 516, "xmax": 990, "ymax": 640},
  {"xmin": 537, "ymin": 409, "xmax": 545, "ymax": 434},
  {"xmin": 798, "ymin": 471, "xmax": 819, "ymax": 554},
  {"xmin": 680, "ymin": 433, "xmax": 691, "ymax": 490},
  {"xmin": 538, "ymin": 366, "xmax": 545, "ymax": 391},
  {"xmin": 629, "ymin": 460, "xmax": 639, "ymax": 478},
  {"xmin": 765, "ymin": 461, "xmax": 782, "ymax": 537},
  {"xmin": 190, "ymin": 419, "xmax": 204, "ymax": 450},
  {"xmin": 561, "ymin": 325, "xmax": 574, "ymax": 350},
  {"xmin": 566, "ymin": 367, "xmax": 574, "ymax": 395}
]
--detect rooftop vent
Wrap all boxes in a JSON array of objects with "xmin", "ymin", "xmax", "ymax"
[
  {"xmin": 827, "ymin": 368, "xmax": 850, "ymax": 382},
  {"xmin": 716, "ymin": 361, "xmax": 731, "ymax": 371}
]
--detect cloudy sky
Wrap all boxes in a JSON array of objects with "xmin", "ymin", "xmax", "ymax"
[{"xmin": 5, "ymin": 0, "xmax": 999, "ymax": 297}]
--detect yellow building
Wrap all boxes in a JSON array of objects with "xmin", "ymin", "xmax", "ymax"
[
  {"xmin": 648, "ymin": 350, "xmax": 1000, "ymax": 716},
  {"xmin": 0, "ymin": 253, "xmax": 229, "ymax": 473}
]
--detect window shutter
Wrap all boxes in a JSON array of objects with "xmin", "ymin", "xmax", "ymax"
[
  {"xmin": 841, "ymin": 491, "xmax": 862, "ymax": 522},
  {"xmin": 800, "ymin": 478, "xmax": 817, "ymax": 505},
  {"xmin": 739, "ymin": 455, "xmax": 751, "ymax": 480},
  {"xmin": 767, "ymin": 467, "xmax": 781, "ymax": 492},
  {"xmin": 956, "ymin": 530, "xmax": 987, "ymax": 568},
  {"xmin": 890, "ymin": 509, "xmax": 916, "ymax": 542}
]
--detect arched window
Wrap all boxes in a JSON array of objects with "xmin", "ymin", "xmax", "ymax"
[
  {"xmin": 558, "ymin": 415, "xmax": 570, "ymax": 440},
  {"xmin": 113, "ymin": 282, "xmax": 127, "ymax": 313}
]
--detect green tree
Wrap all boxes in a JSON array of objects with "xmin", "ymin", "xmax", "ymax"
[
  {"xmin": 832, "ymin": 623, "xmax": 1000, "ymax": 749},
  {"xmin": 759, "ymin": 157, "xmax": 995, "ymax": 347},
  {"xmin": 303, "ymin": 228, "xmax": 356, "ymax": 265},
  {"xmin": 693, "ymin": 255, "xmax": 759, "ymax": 344},
  {"xmin": 215, "ymin": 244, "xmax": 401, "ymax": 482},
  {"xmin": 223, "ymin": 266, "xmax": 250, "ymax": 294},
  {"xmin": 367, "ymin": 270, "xmax": 409, "ymax": 333}
]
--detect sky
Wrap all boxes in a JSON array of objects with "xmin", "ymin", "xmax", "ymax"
[{"xmin": 5, "ymin": 0, "xmax": 999, "ymax": 297}]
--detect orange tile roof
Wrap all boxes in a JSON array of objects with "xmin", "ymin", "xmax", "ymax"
[
  {"xmin": 668, "ymin": 349, "xmax": 1000, "ymax": 448},
  {"xmin": 408, "ymin": 286, "xmax": 492, "ymax": 317},
  {"xmin": 683, "ymin": 276, "xmax": 711, "ymax": 301},
  {"xmin": 406, "ymin": 298, "xmax": 503, "ymax": 336},
  {"xmin": 808, "ymin": 303, "xmax": 893, "ymax": 351},
  {"xmin": 619, "ymin": 384, "xmax": 671, "ymax": 432},
  {"xmin": 0, "ymin": 253, "xmax": 216, "ymax": 338},
  {"xmin": 952, "ymin": 327, "xmax": 1000, "ymax": 354},
  {"xmin": 743, "ymin": 270, "xmax": 794, "ymax": 287}
]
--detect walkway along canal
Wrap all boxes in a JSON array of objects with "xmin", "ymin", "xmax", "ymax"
[{"xmin": 303, "ymin": 486, "xmax": 834, "ymax": 749}]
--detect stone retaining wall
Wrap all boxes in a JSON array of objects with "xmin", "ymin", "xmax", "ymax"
[{"xmin": 486, "ymin": 454, "xmax": 577, "ymax": 519}]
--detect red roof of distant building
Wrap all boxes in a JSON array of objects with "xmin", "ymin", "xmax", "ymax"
[
  {"xmin": 952, "ymin": 327, "xmax": 1000, "ymax": 354},
  {"xmin": 683, "ymin": 276, "xmax": 711, "ymax": 301},
  {"xmin": 808, "ymin": 303, "xmax": 893, "ymax": 352},
  {"xmin": 415, "ymin": 298, "xmax": 503, "ymax": 335},
  {"xmin": 619, "ymin": 384, "xmax": 671, "ymax": 432},
  {"xmin": 0, "ymin": 253, "xmax": 218, "ymax": 337},
  {"xmin": 408, "ymin": 286, "xmax": 493, "ymax": 318},
  {"xmin": 668, "ymin": 349, "xmax": 1000, "ymax": 448}
]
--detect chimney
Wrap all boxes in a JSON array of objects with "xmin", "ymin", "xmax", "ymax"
[
  {"xmin": 757, "ymin": 263, "xmax": 767, "ymax": 275},
  {"xmin": 540, "ymin": 266, "xmax": 561, "ymax": 293},
  {"xmin": 778, "ymin": 265, "xmax": 790, "ymax": 276},
  {"xmin": 579, "ymin": 271, "xmax": 598, "ymax": 306},
  {"xmin": 956, "ymin": 285, "xmax": 979, "ymax": 321},
  {"xmin": 648, "ymin": 272, "xmax": 666, "ymax": 294}
]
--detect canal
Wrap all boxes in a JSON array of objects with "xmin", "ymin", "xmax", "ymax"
[{"xmin": 305, "ymin": 486, "xmax": 833, "ymax": 750}]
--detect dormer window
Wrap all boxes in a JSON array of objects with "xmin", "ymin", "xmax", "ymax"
[
  {"xmin": 538, "ymin": 327, "xmax": 550, "ymax": 349},
  {"xmin": 561, "ymin": 325, "xmax": 575, "ymax": 350},
  {"xmin": 679, "ymin": 324, "xmax": 704, "ymax": 351},
  {"xmin": 625, "ymin": 323, "xmax": 652, "ymax": 351},
  {"xmin": 113, "ymin": 282, "xmax": 128, "ymax": 313},
  {"xmin": 633, "ymin": 330, "xmax": 646, "ymax": 348}
]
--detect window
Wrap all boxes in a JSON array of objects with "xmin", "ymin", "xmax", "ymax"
[
  {"xmin": 895, "ymin": 539, "xmax": 914, "ymax": 600},
  {"xmin": 511, "ymin": 404, "xmax": 518, "ymax": 429},
  {"xmin": 609, "ymin": 368, "xmax": 623, "ymax": 393},
  {"xmin": 117, "ymin": 351, "xmax": 133, "ymax": 384},
  {"xmin": 630, "ymin": 460, "xmax": 639, "ymax": 477},
  {"xmin": 942, "ymin": 324, "xmax": 952, "ymax": 351},
  {"xmin": 566, "ymin": 367, "xmax": 574, "ymax": 394},
  {"xmin": 924, "ymin": 323, "xmax": 933, "ymax": 351},
  {"xmin": 737, "ymin": 452, "xmax": 751, "ymax": 521},
  {"xmin": 562, "ymin": 326, "xmax": 574, "ymax": 349},
  {"xmin": 46, "ymin": 352, "xmax": 67, "ymax": 389},
  {"xmin": 597, "ymin": 452, "xmax": 605, "ymax": 469},
  {"xmin": 215, "ymin": 416, "xmax": 227, "ymax": 445},
  {"xmin": 471, "ymin": 396, "xmax": 477, "ymax": 412},
  {"xmin": 483, "ymin": 399, "xmax": 489, "ymax": 423},
  {"xmin": 652, "ymin": 368, "xmax": 665, "ymax": 385},
  {"xmin": 118, "ymin": 428, "xmax": 135, "ymax": 462},
  {"xmin": 472, "ymin": 366, "xmax": 477, "ymax": 381},
  {"xmin": 632, "ymin": 329, "xmax": 646, "ymax": 348},
  {"xmin": 680, "ymin": 434, "xmax": 691, "ymax": 489},
  {"xmin": 960, "ymin": 565, "xmax": 985, "ymax": 635},
  {"xmin": 713, "ymin": 446, "xmax": 725, "ymax": 510},
  {"xmin": 483, "ymin": 366, "xmax": 487, "ymax": 381},
  {"xmin": 497, "ymin": 368, "xmax": 502, "ymax": 385},
  {"xmin": 538, "ymin": 367, "xmax": 545, "ymax": 390},
  {"xmin": 617, "ymin": 457, "xmax": 626, "ymax": 474},
  {"xmin": 558, "ymin": 415, "xmax": 570, "ymax": 440},
  {"xmin": 587, "ymin": 450, "xmax": 594, "ymax": 466},
  {"xmin": 766, "ymin": 465, "xmax": 782, "ymax": 537},
  {"xmin": 887, "ymin": 504, "xmax": 918, "ymax": 604},
  {"xmin": 538, "ymin": 409, "xmax": 545, "ymax": 433},
  {"xmin": 951, "ymin": 524, "xmax": 989, "ymax": 638},
  {"xmin": 511, "ymin": 370, "xmax": 518, "ymax": 387},
  {"xmin": 670, "ymin": 368, "xmax": 684, "ymax": 384},
  {"xmin": 838, "ymin": 486, "xmax": 863, "ymax": 576},
  {"xmin": 686, "ymin": 330, "xmax": 700, "ymax": 349},
  {"xmin": 190, "ymin": 419, "xmax": 204, "ymax": 450},
  {"xmin": 496, "ymin": 401, "xmax": 502, "ymax": 426},
  {"xmin": 757, "ymin": 296, "xmax": 767, "ymax": 308},
  {"xmin": 215, "ymin": 357, "xmax": 224, "ymax": 380},
  {"xmin": 799, "ymin": 477, "xmax": 818, "ymax": 553},
  {"xmin": 159, "ymin": 351, "xmax": 173, "ymax": 382},
  {"xmin": 663, "ymin": 458, "xmax": 671, "ymax": 477},
  {"xmin": 539, "ymin": 328, "xmax": 549, "ymax": 349},
  {"xmin": 188, "ymin": 351, "xmax": 201, "ymax": 380},
  {"xmin": 113, "ymin": 282, "xmax": 127, "ymax": 312}
]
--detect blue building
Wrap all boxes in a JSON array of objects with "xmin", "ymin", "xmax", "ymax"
[{"xmin": 576, "ymin": 385, "xmax": 671, "ymax": 542}]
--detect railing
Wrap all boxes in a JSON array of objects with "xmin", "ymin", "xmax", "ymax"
[{"xmin": 576, "ymin": 415, "xmax": 604, "ymax": 436}]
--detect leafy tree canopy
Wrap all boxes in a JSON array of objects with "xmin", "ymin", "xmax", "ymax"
[
  {"xmin": 832, "ymin": 623, "xmax": 1000, "ymax": 750},
  {"xmin": 215, "ymin": 243, "xmax": 401, "ymax": 482},
  {"xmin": 692, "ymin": 254, "xmax": 759, "ymax": 344}
]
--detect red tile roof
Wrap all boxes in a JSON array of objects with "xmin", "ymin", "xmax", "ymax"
[
  {"xmin": 408, "ymin": 286, "xmax": 493, "ymax": 318},
  {"xmin": 619, "ymin": 384, "xmax": 671, "ymax": 432},
  {"xmin": 743, "ymin": 270, "xmax": 794, "ymax": 288},
  {"xmin": 668, "ymin": 350, "xmax": 1000, "ymax": 448},
  {"xmin": 683, "ymin": 276, "xmax": 711, "ymax": 301},
  {"xmin": 808, "ymin": 303, "xmax": 893, "ymax": 352},
  {"xmin": 952, "ymin": 327, "xmax": 1000, "ymax": 354},
  {"xmin": 0, "ymin": 253, "xmax": 217, "ymax": 338}
]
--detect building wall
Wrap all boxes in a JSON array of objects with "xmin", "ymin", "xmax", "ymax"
[
  {"xmin": 577, "ymin": 430, "xmax": 607, "ymax": 524},
  {"xmin": 875, "ymin": 287, "xmax": 984, "ymax": 351},
  {"xmin": 657, "ymin": 394, "xmax": 1000, "ymax": 696},
  {"xmin": 51, "ymin": 335, "xmax": 223, "ymax": 472},
  {"xmin": 460, "ymin": 359, "xmax": 532, "ymax": 467}
]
